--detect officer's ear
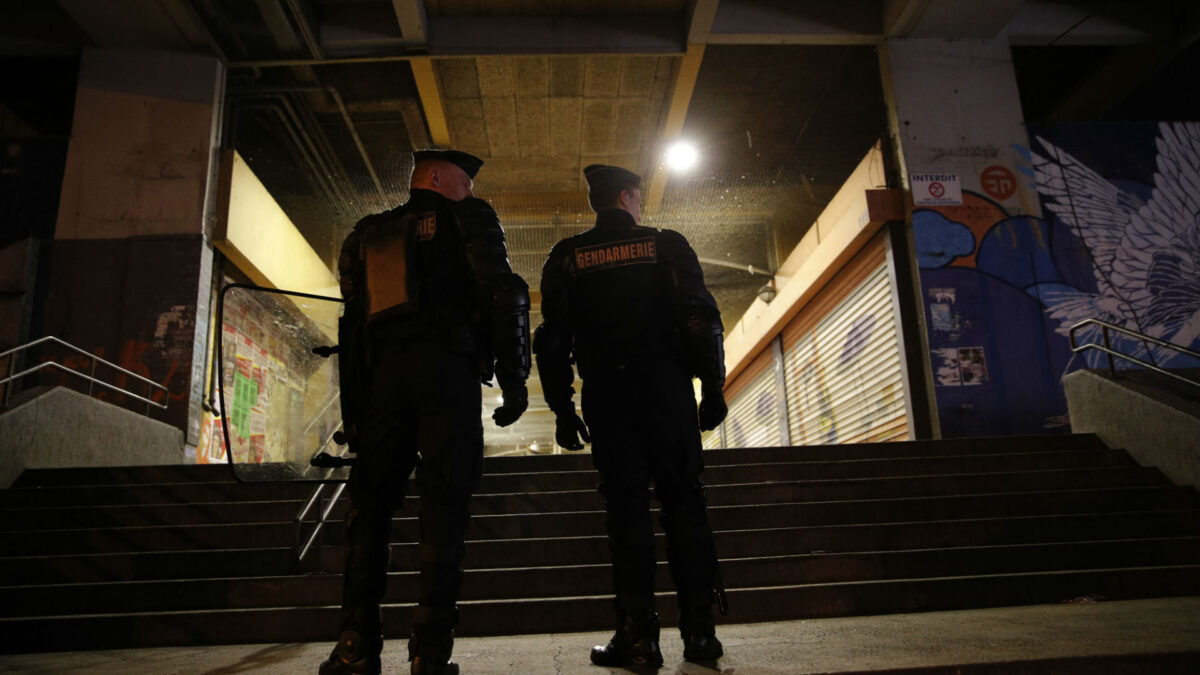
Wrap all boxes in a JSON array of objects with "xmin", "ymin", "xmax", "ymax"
[{"xmin": 617, "ymin": 188, "xmax": 634, "ymax": 209}]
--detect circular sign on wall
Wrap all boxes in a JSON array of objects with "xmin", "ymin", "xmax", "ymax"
[{"xmin": 980, "ymin": 165, "xmax": 1017, "ymax": 201}]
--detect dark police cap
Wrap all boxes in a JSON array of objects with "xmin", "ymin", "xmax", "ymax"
[
  {"xmin": 412, "ymin": 149, "xmax": 484, "ymax": 179},
  {"xmin": 584, "ymin": 164, "xmax": 641, "ymax": 193}
]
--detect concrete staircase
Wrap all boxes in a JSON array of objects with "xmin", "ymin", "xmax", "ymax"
[{"xmin": 2, "ymin": 433, "xmax": 1199, "ymax": 653}]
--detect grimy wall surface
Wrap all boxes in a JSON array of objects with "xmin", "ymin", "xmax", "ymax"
[{"xmin": 42, "ymin": 48, "xmax": 223, "ymax": 442}]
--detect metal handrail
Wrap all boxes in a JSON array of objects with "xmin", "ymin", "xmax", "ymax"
[
  {"xmin": 1068, "ymin": 318, "xmax": 1200, "ymax": 391},
  {"xmin": 0, "ymin": 335, "xmax": 169, "ymax": 412},
  {"xmin": 296, "ymin": 481, "xmax": 347, "ymax": 562},
  {"xmin": 294, "ymin": 423, "xmax": 351, "ymax": 561}
]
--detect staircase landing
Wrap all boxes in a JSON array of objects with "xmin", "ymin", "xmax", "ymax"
[{"xmin": 0, "ymin": 596, "xmax": 1197, "ymax": 674}]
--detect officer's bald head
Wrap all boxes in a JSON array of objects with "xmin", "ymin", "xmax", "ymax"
[{"xmin": 410, "ymin": 149, "xmax": 483, "ymax": 202}]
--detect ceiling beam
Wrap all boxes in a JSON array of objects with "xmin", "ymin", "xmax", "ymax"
[
  {"xmin": 709, "ymin": 0, "xmax": 881, "ymax": 45},
  {"xmin": 884, "ymin": 0, "xmax": 1026, "ymax": 39},
  {"xmin": 57, "ymin": 0, "xmax": 205, "ymax": 50},
  {"xmin": 643, "ymin": 44, "xmax": 706, "ymax": 218},
  {"xmin": 391, "ymin": 0, "xmax": 428, "ymax": 47},
  {"xmin": 410, "ymin": 57, "xmax": 451, "ymax": 149},
  {"xmin": 686, "ymin": 0, "xmax": 721, "ymax": 45}
]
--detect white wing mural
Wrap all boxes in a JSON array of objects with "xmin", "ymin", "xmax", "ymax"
[{"xmin": 1034, "ymin": 122, "xmax": 1200, "ymax": 366}]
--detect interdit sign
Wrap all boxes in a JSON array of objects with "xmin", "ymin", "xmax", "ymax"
[{"xmin": 911, "ymin": 172, "xmax": 963, "ymax": 206}]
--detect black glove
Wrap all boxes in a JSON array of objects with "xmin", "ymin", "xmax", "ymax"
[
  {"xmin": 493, "ymin": 385, "xmax": 528, "ymax": 427},
  {"xmin": 555, "ymin": 411, "xmax": 591, "ymax": 451},
  {"xmin": 698, "ymin": 389, "xmax": 727, "ymax": 431}
]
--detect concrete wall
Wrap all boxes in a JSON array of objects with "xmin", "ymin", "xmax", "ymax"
[
  {"xmin": 1064, "ymin": 370, "xmax": 1200, "ymax": 490},
  {"xmin": 39, "ymin": 48, "xmax": 224, "ymax": 441},
  {"xmin": 0, "ymin": 386, "xmax": 185, "ymax": 488}
]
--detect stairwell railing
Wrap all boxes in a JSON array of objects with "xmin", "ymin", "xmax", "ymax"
[
  {"xmin": 1068, "ymin": 318, "xmax": 1200, "ymax": 391},
  {"xmin": 294, "ymin": 421, "xmax": 354, "ymax": 562},
  {"xmin": 0, "ymin": 335, "xmax": 168, "ymax": 413}
]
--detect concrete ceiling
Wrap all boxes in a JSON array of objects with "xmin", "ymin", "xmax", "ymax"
[{"xmin": 2, "ymin": 0, "xmax": 1197, "ymax": 455}]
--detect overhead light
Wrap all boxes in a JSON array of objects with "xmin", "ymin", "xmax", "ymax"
[
  {"xmin": 758, "ymin": 280, "xmax": 777, "ymax": 304},
  {"xmin": 665, "ymin": 140, "xmax": 699, "ymax": 173},
  {"xmin": 529, "ymin": 442, "xmax": 540, "ymax": 452}
]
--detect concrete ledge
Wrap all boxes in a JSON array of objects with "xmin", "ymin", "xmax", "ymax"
[
  {"xmin": 0, "ymin": 387, "xmax": 185, "ymax": 488},
  {"xmin": 1064, "ymin": 369, "xmax": 1200, "ymax": 490}
]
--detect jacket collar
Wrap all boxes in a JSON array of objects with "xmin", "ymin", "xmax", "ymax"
[{"xmin": 594, "ymin": 208, "xmax": 639, "ymax": 230}]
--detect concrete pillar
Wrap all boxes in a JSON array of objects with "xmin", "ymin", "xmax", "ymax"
[
  {"xmin": 44, "ymin": 47, "xmax": 224, "ymax": 447},
  {"xmin": 880, "ymin": 38, "xmax": 1068, "ymax": 438},
  {"xmin": 881, "ymin": 38, "xmax": 1039, "ymax": 217}
]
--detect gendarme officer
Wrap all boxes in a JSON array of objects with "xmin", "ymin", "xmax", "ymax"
[
  {"xmin": 323, "ymin": 149, "xmax": 530, "ymax": 675},
  {"xmin": 534, "ymin": 164, "xmax": 728, "ymax": 668}
]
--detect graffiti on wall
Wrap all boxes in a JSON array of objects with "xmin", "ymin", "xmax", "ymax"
[
  {"xmin": 1032, "ymin": 122, "xmax": 1200, "ymax": 368},
  {"xmin": 914, "ymin": 121, "xmax": 1200, "ymax": 437},
  {"xmin": 39, "ymin": 301, "xmax": 197, "ymax": 411}
]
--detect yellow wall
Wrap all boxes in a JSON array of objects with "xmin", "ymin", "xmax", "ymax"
[{"xmin": 213, "ymin": 149, "xmax": 340, "ymax": 299}]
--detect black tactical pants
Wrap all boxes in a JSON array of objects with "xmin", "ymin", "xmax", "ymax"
[
  {"xmin": 340, "ymin": 331, "xmax": 484, "ymax": 638},
  {"xmin": 581, "ymin": 360, "xmax": 719, "ymax": 617}
]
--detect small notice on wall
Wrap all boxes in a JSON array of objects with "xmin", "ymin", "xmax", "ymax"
[
  {"xmin": 932, "ymin": 346, "xmax": 990, "ymax": 387},
  {"xmin": 911, "ymin": 172, "xmax": 963, "ymax": 206}
]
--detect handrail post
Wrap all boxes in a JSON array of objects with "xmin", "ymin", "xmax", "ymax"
[
  {"xmin": 88, "ymin": 356, "xmax": 97, "ymax": 397},
  {"xmin": 1102, "ymin": 325, "xmax": 1115, "ymax": 378},
  {"xmin": 2, "ymin": 348, "xmax": 13, "ymax": 408}
]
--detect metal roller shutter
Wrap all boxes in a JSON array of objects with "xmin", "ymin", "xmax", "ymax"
[
  {"xmin": 723, "ymin": 351, "xmax": 782, "ymax": 448},
  {"xmin": 783, "ymin": 240, "xmax": 908, "ymax": 446}
]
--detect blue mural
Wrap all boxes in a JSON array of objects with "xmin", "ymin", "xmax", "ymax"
[
  {"xmin": 1033, "ymin": 122, "xmax": 1200, "ymax": 369},
  {"xmin": 914, "ymin": 122, "xmax": 1200, "ymax": 438}
]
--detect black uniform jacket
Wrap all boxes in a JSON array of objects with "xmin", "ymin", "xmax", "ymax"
[
  {"xmin": 337, "ymin": 189, "xmax": 524, "ymax": 428},
  {"xmin": 539, "ymin": 209, "xmax": 720, "ymax": 387}
]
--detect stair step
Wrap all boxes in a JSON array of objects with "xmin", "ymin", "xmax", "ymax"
[
  {"xmin": 9, "ymin": 434, "xmax": 1109, "ymax": 487},
  {"xmin": 4, "ymin": 432, "xmax": 1196, "ymax": 656},
  {"xmin": 3, "ymin": 564, "xmax": 1196, "ymax": 653},
  {"xmin": 0, "ymin": 465, "xmax": 1169, "ymax": 510},
  {"xmin": 5, "ymin": 537, "xmax": 1198, "ymax": 617},
  {"xmin": 7, "ymin": 484, "xmax": 1198, "ymax": 531},
  {"xmin": 1, "ymin": 449, "xmax": 1134, "ymax": 500},
  {"xmin": 8, "ymin": 485, "xmax": 1197, "ymax": 538},
  {"xmin": 0, "ymin": 547, "xmax": 300, "ymax": 585},
  {"xmin": 6, "ymin": 508, "xmax": 1198, "ymax": 561}
]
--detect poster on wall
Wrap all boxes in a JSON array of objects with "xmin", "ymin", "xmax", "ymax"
[{"xmin": 911, "ymin": 121, "xmax": 1200, "ymax": 437}]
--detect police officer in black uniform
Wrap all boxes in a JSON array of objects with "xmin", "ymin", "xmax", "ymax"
[
  {"xmin": 322, "ymin": 149, "xmax": 530, "ymax": 675},
  {"xmin": 534, "ymin": 164, "xmax": 728, "ymax": 668}
]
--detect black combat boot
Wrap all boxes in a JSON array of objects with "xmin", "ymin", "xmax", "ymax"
[
  {"xmin": 408, "ymin": 607, "xmax": 460, "ymax": 675},
  {"xmin": 319, "ymin": 630, "xmax": 382, "ymax": 675},
  {"xmin": 679, "ymin": 608, "xmax": 723, "ymax": 662},
  {"xmin": 590, "ymin": 609, "xmax": 664, "ymax": 669}
]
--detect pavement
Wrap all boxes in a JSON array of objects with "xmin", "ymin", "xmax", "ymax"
[{"xmin": 1, "ymin": 596, "xmax": 1198, "ymax": 674}]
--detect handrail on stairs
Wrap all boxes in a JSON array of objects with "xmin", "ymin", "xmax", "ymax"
[
  {"xmin": 294, "ymin": 420, "xmax": 352, "ymax": 562},
  {"xmin": 0, "ymin": 335, "xmax": 169, "ymax": 413},
  {"xmin": 1068, "ymin": 318, "xmax": 1200, "ymax": 391}
]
